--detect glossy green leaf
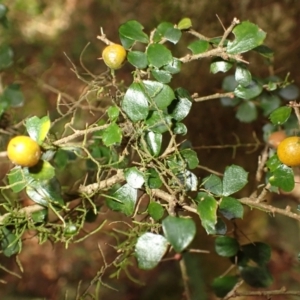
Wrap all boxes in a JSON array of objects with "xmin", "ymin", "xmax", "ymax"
[
  {"xmin": 148, "ymin": 201, "xmax": 164, "ymax": 221},
  {"xmin": 235, "ymin": 64, "xmax": 252, "ymax": 86},
  {"xmin": 135, "ymin": 232, "xmax": 168, "ymax": 270},
  {"xmin": 173, "ymin": 122, "xmax": 187, "ymax": 135},
  {"xmin": 28, "ymin": 160, "xmax": 55, "ymax": 181},
  {"xmin": 26, "ymin": 177, "xmax": 64, "ymax": 207},
  {"xmin": 279, "ymin": 84, "xmax": 299, "ymax": 101},
  {"xmin": 151, "ymin": 69, "xmax": 172, "ymax": 84},
  {"xmin": 210, "ymin": 59, "xmax": 233, "ymax": 74},
  {"xmin": 102, "ymin": 123, "xmax": 122, "ymax": 146},
  {"xmin": 222, "ymin": 165, "xmax": 248, "ymax": 196},
  {"xmin": 254, "ymin": 45, "xmax": 274, "ymax": 58},
  {"xmin": 121, "ymin": 82, "xmax": 149, "ymax": 122},
  {"xmin": 269, "ymin": 164, "xmax": 294, "ymax": 192},
  {"xmin": 164, "ymin": 27, "xmax": 182, "ymax": 44},
  {"xmin": 0, "ymin": 227, "xmax": 20, "ymax": 257},
  {"xmin": 119, "ymin": 20, "xmax": 149, "ymax": 46},
  {"xmin": 188, "ymin": 40, "xmax": 209, "ymax": 54},
  {"xmin": 153, "ymin": 22, "xmax": 173, "ymax": 42},
  {"xmin": 260, "ymin": 93, "xmax": 281, "ymax": 116},
  {"xmin": 0, "ymin": 45, "xmax": 13, "ymax": 70},
  {"xmin": 168, "ymin": 88, "xmax": 192, "ymax": 121},
  {"xmin": 234, "ymin": 80, "xmax": 263, "ymax": 100},
  {"xmin": 180, "ymin": 149, "xmax": 199, "ymax": 169},
  {"xmin": 143, "ymin": 80, "xmax": 175, "ymax": 110},
  {"xmin": 202, "ymin": 174, "xmax": 223, "ymax": 196},
  {"xmin": 236, "ymin": 101, "xmax": 257, "ymax": 123},
  {"xmin": 127, "ymin": 51, "xmax": 148, "ymax": 69},
  {"xmin": 162, "ymin": 216, "xmax": 196, "ymax": 252},
  {"xmin": 219, "ymin": 196, "xmax": 244, "ymax": 220},
  {"xmin": 147, "ymin": 44, "xmax": 173, "ymax": 68},
  {"xmin": 227, "ymin": 21, "xmax": 266, "ymax": 54},
  {"xmin": 145, "ymin": 111, "xmax": 172, "ymax": 133},
  {"xmin": 214, "ymin": 218, "xmax": 227, "ymax": 235},
  {"xmin": 177, "ymin": 170, "xmax": 198, "ymax": 191},
  {"xmin": 222, "ymin": 75, "xmax": 238, "ymax": 91},
  {"xmin": 145, "ymin": 131, "xmax": 162, "ymax": 156},
  {"xmin": 240, "ymin": 266, "xmax": 273, "ymax": 288},
  {"xmin": 2, "ymin": 84, "xmax": 24, "ymax": 107},
  {"xmin": 241, "ymin": 242, "xmax": 271, "ymax": 266},
  {"xmin": 269, "ymin": 106, "xmax": 292, "ymax": 125},
  {"xmin": 8, "ymin": 166, "xmax": 32, "ymax": 193},
  {"xmin": 106, "ymin": 183, "xmax": 137, "ymax": 216},
  {"xmin": 212, "ymin": 276, "xmax": 239, "ymax": 297},
  {"xmin": 266, "ymin": 153, "xmax": 281, "ymax": 172},
  {"xmin": 25, "ymin": 116, "xmax": 51, "ymax": 144},
  {"xmin": 147, "ymin": 168, "xmax": 162, "ymax": 189},
  {"xmin": 163, "ymin": 58, "xmax": 181, "ymax": 74},
  {"xmin": 107, "ymin": 106, "xmax": 120, "ymax": 122},
  {"xmin": 177, "ymin": 18, "xmax": 192, "ymax": 30},
  {"xmin": 124, "ymin": 167, "xmax": 145, "ymax": 189},
  {"xmin": 215, "ymin": 236, "xmax": 239, "ymax": 257},
  {"xmin": 196, "ymin": 193, "xmax": 218, "ymax": 234}
]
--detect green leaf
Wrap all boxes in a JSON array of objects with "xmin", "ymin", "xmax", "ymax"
[
  {"xmin": 145, "ymin": 111, "xmax": 172, "ymax": 134},
  {"xmin": 215, "ymin": 236, "xmax": 239, "ymax": 257},
  {"xmin": 234, "ymin": 80, "xmax": 263, "ymax": 100},
  {"xmin": 124, "ymin": 167, "xmax": 145, "ymax": 189},
  {"xmin": 269, "ymin": 164, "xmax": 294, "ymax": 192},
  {"xmin": 202, "ymin": 174, "xmax": 223, "ymax": 196},
  {"xmin": 269, "ymin": 106, "xmax": 292, "ymax": 125},
  {"xmin": 180, "ymin": 149, "xmax": 199, "ymax": 169},
  {"xmin": 8, "ymin": 167, "xmax": 32, "ymax": 193},
  {"xmin": 102, "ymin": 123, "xmax": 122, "ymax": 146},
  {"xmin": 260, "ymin": 93, "xmax": 281, "ymax": 116},
  {"xmin": 119, "ymin": 20, "xmax": 149, "ymax": 46},
  {"xmin": 163, "ymin": 58, "xmax": 181, "ymax": 74},
  {"xmin": 153, "ymin": 22, "xmax": 173, "ymax": 43},
  {"xmin": 31, "ymin": 209, "xmax": 48, "ymax": 223},
  {"xmin": 143, "ymin": 80, "xmax": 175, "ymax": 110},
  {"xmin": 219, "ymin": 196, "xmax": 244, "ymax": 220},
  {"xmin": 177, "ymin": 18, "xmax": 192, "ymax": 30},
  {"xmin": 236, "ymin": 101, "xmax": 257, "ymax": 123},
  {"xmin": 121, "ymin": 82, "xmax": 149, "ymax": 122},
  {"xmin": 222, "ymin": 75, "xmax": 238, "ymax": 91},
  {"xmin": 0, "ymin": 45, "xmax": 13, "ymax": 70},
  {"xmin": 254, "ymin": 45, "xmax": 274, "ymax": 58},
  {"xmin": 241, "ymin": 242, "xmax": 271, "ymax": 266},
  {"xmin": 177, "ymin": 170, "xmax": 198, "ymax": 191},
  {"xmin": 28, "ymin": 160, "xmax": 55, "ymax": 181},
  {"xmin": 214, "ymin": 218, "xmax": 227, "ymax": 235},
  {"xmin": 146, "ymin": 168, "xmax": 162, "ymax": 189},
  {"xmin": 135, "ymin": 232, "xmax": 168, "ymax": 270},
  {"xmin": 26, "ymin": 177, "xmax": 64, "ymax": 207},
  {"xmin": 240, "ymin": 266, "xmax": 273, "ymax": 288},
  {"xmin": 148, "ymin": 202, "xmax": 164, "ymax": 221},
  {"xmin": 210, "ymin": 59, "xmax": 233, "ymax": 74},
  {"xmin": 164, "ymin": 27, "xmax": 182, "ymax": 44},
  {"xmin": 151, "ymin": 69, "xmax": 172, "ymax": 84},
  {"xmin": 107, "ymin": 106, "xmax": 119, "ymax": 122},
  {"xmin": 127, "ymin": 51, "xmax": 148, "ymax": 69},
  {"xmin": 235, "ymin": 64, "xmax": 252, "ymax": 86},
  {"xmin": 147, "ymin": 44, "xmax": 173, "ymax": 68},
  {"xmin": 196, "ymin": 193, "xmax": 218, "ymax": 234},
  {"xmin": 173, "ymin": 122, "xmax": 187, "ymax": 135},
  {"xmin": 162, "ymin": 216, "xmax": 196, "ymax": 252},
  {"xmin": 0, "ymin": 4, "xmax": 8, "ymax": 20},
  {"xmin": 2, "ymin": 84, "xmax": 24, "ymax": 107},
  {"xmin": 188, "ymin": 40, "xmax": 209, "ymax": 54},
  {"xmin": 266, "ymin": 153, "xmax": 281, "ymax": 172},
  {"xmin": 0, "ymin": 227, "xmax": 20, "ymax": 257},
  {"xmin": 222, "ymin": 165, "xmax": 248, "ymax": 196},
  {"xmin": 25, "ymin": 116, "xmax": 51, "ymax": 144},
  {"xmin": 212, "ymin": 276, "xmax": 239, "ymax": 297},
  {"xmin": 227, "ymin": 21, "xmax": 266, "ymax": 54},
  {"xmin": 279, "ymin": 84, "xmax": 299, "ymax": 101},
  {"xmin": 145, "ymin": 131, "xmax": 162, "ymax": 156},
  {"xmin": 168, "ymin": 88, "xmax": 192, "ymax": 121}
]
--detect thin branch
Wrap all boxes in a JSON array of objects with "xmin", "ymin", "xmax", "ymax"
[
  {"xmin": 193, "ymin": 92, "xmax": 234, "ymax": 102},
  {"xmin": 218, "ymin": 17, "xmax": 240, "ymax": 47}
]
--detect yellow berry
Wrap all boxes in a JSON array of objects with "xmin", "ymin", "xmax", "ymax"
[
  {"xmin": 102, "ymin": 44, "xmax": 126, "ymax": 69},
  {"xmin": 7, "ymin": 136, "xmax": 41, "ymax": 167},
  {"xmin": 277, "ymin": 136, "xmax": 300, "ymax": 166}
]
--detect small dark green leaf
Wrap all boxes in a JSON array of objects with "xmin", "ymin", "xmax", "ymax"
[
  {"xmin": 219, "ymin": 196, "xmax": 244, "ymax": 220},
  {"xmin": 145, "ymin": 111, "xmax": 172, "ymax": 134},
  {"xmin": 2, "ymin": 84, "xmax": 24, "ymax": 107},
  {"xmin": 180, "ymin": 149, "xmax": 199, "ymax": 169},
  {"xmin": 124, "ymin": 167, "xmax": 145, "ymax": 189},
  {"xmin": 254, "ymin": 45, "xmax": 274, "ymax": 58},
  {"xmin": 236, "ymin": 101, "xmax": 257, "ymax": 123},
  {"xmin": 188, "ymin": 40, "xmax": 209, "ymax": 54},
  {"xmin": 177, "ymin": 18, "xmax": 192, "ymax": 30},
  {"xmin": 0, "ymin": 4, "xmax": 8, "ymax": 20},
  {"xmin": 148, "ymin": 202, "xmax": 164, "ymax": 221},
  {"xmin": 212, "ymin": 276, "xmax": 239, "ymax": 297},
  {"xmin": 121, "ymin": 82, "xmax": 149, "ymax": 122},
  {"xmin": 119, "ymin": 20, "xmax": 149, "ymax": 45},
  {"xmin": 241, "ymin": 242, "xmax": 271, "ymax": 265},
  {"xmin": 222, "ymin": 165, "xmax": 248, "ymax": 196},
  {"xmin": 107, "ymin": 106, "xmax": 120, "ymax": 122},
  {"xmin": 145, "ymin": 131, "xmax": 162, "ymax": 156},
  {"xmin": 202, "ymin": 174, "xmax": 223, "ymax": 196},
  {"xmin": 164, "ymin": 27, "xmax": 182, "ymax": 44},
  {"xmin": 8, "ymin": 167, "xmax": 32, "ymax": 193},
  {"xmin": 240, "ymin": 266, "xmax": 273, "ymax": 288},
  {"xmin": 235, "ymin": 64, "xmax": 252, "ymax": 86},
  {"xmin": 147, "ymin": 44, "xmax": 173, "ymax": 68},
  {"xmin": 151, "ymin": 69, "xmax": 172, "ymax": 83},
  {"xmin": 0, "ymin": 227, "xmax": 20, "ymax": 257},
  {"xmin": 279, "ymin": 84, "xmax": 299, "ymax": 101},
  {"xmin": 153, "ymin": 22, "xmax": 173, "ymax": 42},
  {"xmin": 260, "ymin": 93, "xmax": 281, "ymax": 116},
  {"xmin": 220, "ymin": 97, "xmax": 240, "ymax": 107},
  {"xmin": 215, "ymin": 236, "xmax": 239, "ymax": 257},
  {"xmin": 269, "ymin": 164, "xmax": 294, "ymax": 192},
  {"xmin": 127, "ymin": 51, "xmax": 148, "ymax": 69},
  {"xmin": 168, "ymin": 88, "xmax": 192, "ymax": 121},
  {"xmin": 135, "ymin": 232, "xmax": 168, "ymax": 270},
  {"xmin": 177, "ymin": 170, "xmax": 198, "ymax": 191},
  {"xmin": 222, "ymin": 75, "xmax": 238, "ymax": 91},
  {"xmin": 25, "ymin": 115, "xmax": 51, "ymax": 144},
  {"xmin": 163, "ymin": 58, "xmax": 181, "ymax": 74},
  {"xmin": 162, "ymin": 216, "xmax": 196, "ymax": 252},
  {"xmin": 102, "ymin": 123, "xmax": 122, "ymax": 146},
  {"xmin": 173, "ymin": 122, "xmax": 187, "ymax": 135},
  {"xmin": 234, "ymin": 81, "xmax": 263, "ymax": 100},
  {"xmin": 210, "ymin": 59, "xmax": 233, "ymax": 74},
  {"xmin": 28, "ymin": 160, "xmax": 55, "ymax": 181},
  {"xmin": 0, "ymin": 45, "xmax": 13, "ymax": 70},
  {"xmin": 147, "ymin": 168, "xmax": 162, "ymax": 189},
  {"xmin": 269, "ymin": 106, "xmax": 292, "ymax": 125},
  {"xmin": 227, "ymin": 21, "xmax": 266, "ymax": 54}
]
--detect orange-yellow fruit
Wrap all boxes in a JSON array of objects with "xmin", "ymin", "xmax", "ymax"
[
  {"xmin": 277, "ymin": 136, "xmax": 300, "ymax": 166},
  {"xmin": 268, "ymin": 131, "xmax": 287, "ymax": 149},
  {"xmin": 7, "ymin": 136, "xmax": 41, "ymax": 167},
  {"xmin": 102, "ymin": 44, "xmax": 126, "ymax": 69}
]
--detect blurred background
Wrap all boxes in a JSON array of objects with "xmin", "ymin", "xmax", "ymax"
[{"xmin": 1, "ymin": 0, "xmax": 300, "ymax": 299}]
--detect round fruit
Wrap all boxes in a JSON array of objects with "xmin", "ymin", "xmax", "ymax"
[
  {"xmin": 277, "ymin": 136, "xmax": 300, "ymax": 166},
  {"xmin": 102, "ymin": 43, "xmax": 126, "ymax": 69},
  {"xmin": 268, "ymin": 130, "xmax": 287, "ymax": 149},
  {"xmin": 7, "ymin": 136, "xmax": 41, "ymax": 167}
]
